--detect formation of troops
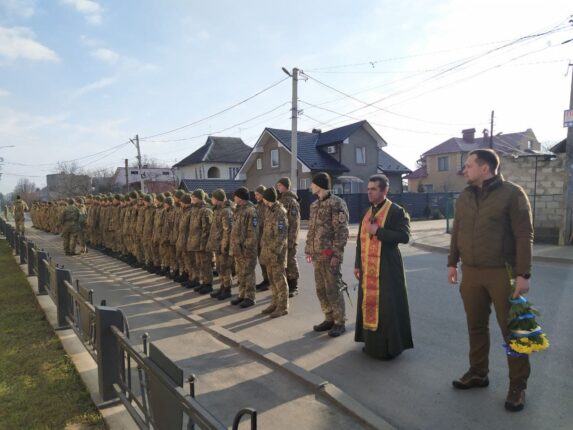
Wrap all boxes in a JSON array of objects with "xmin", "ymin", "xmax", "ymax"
[{"xmin": 29, "ymin": 172, "xmax": 350, "ymax": 333}]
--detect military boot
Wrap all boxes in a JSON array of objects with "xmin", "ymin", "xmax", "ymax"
[
  {"xmin": 230, "ymin": 296, "xmax": 244, "ymax": 306},
  {"xmin": 217, "ymin": 287, "xmax": 232, "ymax": 300},
  {"xmin": 328, "ymin": 324, "xmax": 346, "ymax": 337},
  {"xmin": 313, "ymin": 320, "xmax": 334, "ymax": 332},
  {"xmin": 193, "ymin": 282, "xmax": 204, "ymax": 292},
  {"xmin": 179, "ymin": 272, "xmax": 189, "ymax": 283},
  {"xmin": 210, "ymin": 287, "xmax": 223, "ymax": 298},
  {"xmin": 270, "ymin": 308, "xmax": 288, "ymax": 318},
  {"xmin": 198, "ymin": 284, "xmax": 213, "ymax": 294},
  {"xmin": 256, "ymin": 279, "xmax": 269, "ymax": 292},
  {"xmin": 261, "ymin": 304, "xmax": 277, "ymax": 315},
  {"xmin": 288, "ymin": 278, "xmax": 299, "ymax": 297}
]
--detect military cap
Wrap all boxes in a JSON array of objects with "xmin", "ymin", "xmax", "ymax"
[
  {"xmin": 164, "ymin": 191, "xmax": 172, "ymax": 197},
  {"xmin": 277, "ymin": 177, "xmax": 291, "ymax": 190},
  {"xmin": 129, "ymin": 191, "xmax": 138, "ymax": 199},
  {"xmin": 174, "ymin": 189, "xmax": 184, "ymax": 199},
  {"xmin": 165, "ymin": 196, "xmax": 174, "ymax": 206},
  {"xmin": 192, "ymin": 189, "xmax": 205, "ymax": 200},
  {"xmin": 312, "ymin": 172, "xmax": 331, "ymax": 190},
  {"xmin": 181, "ymin": 194, "xmax": 192, "ymax": 204},
  {"xmin": 137, "ymin": 190, "xmax": 144, "ymax": 197},
  {"xmin": 75, "ymin": 197, "xmax": 84, "ymax": 204},
  {"xmin": 212, "ymin": 189, "xmax": 226, "ymax": 202},
  {"xmin": 255, "ymin": 185, "xmax": 266, "ymax": 195},
  {"xmin": 234, "ymin": 187, "xmax": 250, "ymax": 201},
  {"xmin": 67, "ymin": 198, "xmax": 74, "ymax": 204},
  {"xmin": 156, "ymin": 193, "xmax": 165, "ymax": 203},
  {"xmin": 263, "ymin": 187, "xmax": 277, "ymax": 202},
  {"xmin": 144, "ymin": 195, "xmax": 153, "ymax": 203}
]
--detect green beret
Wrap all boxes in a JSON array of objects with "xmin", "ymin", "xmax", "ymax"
[{"xmin": 181, "ymin": 194, "xmax": 192, "ymax": 204}]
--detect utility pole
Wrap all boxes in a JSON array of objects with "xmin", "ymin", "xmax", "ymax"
[
  {"xmin": 489, "ymin": 110, "xmax": 494, "ymax": 149},
  {"xmin": 282, "ymin": 67, "xmax": 299, "ymax": 192},
  {"xmin": 124, "ymin": 159, "xmax": 129, "ymax": 192},
  {"xmin": 561, "ymin": 63, "xmax": 573, "ymax": 245},
  {"xmin": 130, "ymin": 134, "xmax": 144, "ymax": 192}
]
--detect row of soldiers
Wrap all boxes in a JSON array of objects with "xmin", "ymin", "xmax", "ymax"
[{"xmin": 31, "ymin": 177, "xmax": 301, "ymax": 318}]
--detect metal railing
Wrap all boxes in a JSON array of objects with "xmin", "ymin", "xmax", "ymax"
[{"xmin": 1, "ymin": 222, "xmax": 258, "ymax": 430}]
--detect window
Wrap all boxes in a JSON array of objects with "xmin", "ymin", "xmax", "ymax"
[
  {"xmin": 299, "ymin": 178, "xmax": 310, "ymax": 189},
  {"xmin": 438, "ymin": 156, "xmax": 449, "ymax": 171},
  {"xmin": 162, "ymin": 171, "xmax": 170, "ymax": 176},
  {"xmin": 130, "ymin": 170, "xmax": 139, "ymax": 175},
  {"xmin": 327, "ymin": 145, "xmax": 336, "ymax": 154},
  {"xmin": 228, "ymin": 167, "xmax": 239, "ymax": 179},
  {"xmin": 355, "ymin": 147, "xmax": 366, "ymax": 164},
  {"xmin": 424, "ymin": 184, "xmax": 433, "ymax": 193},
  {"xmin": 207, "ymin": 166, "xmax": 220, "ymax": 178},
  {"xmin": 271, "ymin": 149, "xmax": 279, "ymax": 168},
  {"xmin": 256, "ymin": 158, "xmax": 262, "ymax": 170}
]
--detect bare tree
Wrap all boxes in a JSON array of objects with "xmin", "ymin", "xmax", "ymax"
[
  {"xmin": 13, "ymin": 178, "xmax": 38, "ymax": 205},
  {"xmin": 50, "ymin": 161, "xmax": 91, "ymax": 198},
  {"xmin": 132, "ymin": 155, "xmax": 169, "ymax": 168},
  {"xmin": 87, "ymin": 166, "xmax": 116, "ymax": 193}
]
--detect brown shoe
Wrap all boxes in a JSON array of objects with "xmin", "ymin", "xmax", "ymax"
[
  {"xmin": 269, "ymin": 309, "xmax": 288, "ymax": 318},
  {"xmin": 505, "ymin": 387, "xmax": 526, "ymax": 412},
  {"xmin": 261, "ymin": 305, "xmax": 277, "ymax": 315},
  {"xmin": 452, "ymin": 369, "xmax": 489, "ymax": 389}
]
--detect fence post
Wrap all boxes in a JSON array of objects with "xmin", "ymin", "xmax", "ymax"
[
  {"xmin": 95, "ymin": 306, "xmax": 124, "ymax": 402},
  {"xmin": 19, "ymin": 236, "xmax": 27, "ymax": 265},
  {"xmin": 36, "ymin": 250, "xmax": 49, "ymax": 295},
  {"xmin": 27, "ymin": 241, "xmax": 35, "ymax": 276},
  {"xmin": 55, "ymin": 267, "xmax": 72, "ymax": 328},
  {"xmin": 14, "ymin": 232, "xmax": 20, "ymax": 255}
]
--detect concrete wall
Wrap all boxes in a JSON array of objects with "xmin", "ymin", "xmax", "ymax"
[{"xmin": 175, "ymin": 162, "xmax": 243, "ymax": 181}]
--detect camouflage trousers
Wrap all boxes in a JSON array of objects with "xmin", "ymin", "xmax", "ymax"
[
  {"xmin": 149, "ymin": 241, "xmax": 161, "ymax": 266},
  {"xmin": 159, "ymin": 242, "xmax": 172, "ymax": 267},
  {"xmin": 186, "ymin": 251, "xmax": 200, "ymax": 282},
  {"xmin": 313, "ymin": 259, "xmax": 346, "ymax": 325},
  {"xmin": 62, "ymin": 227, "xmax": 79, "ymax": 254},
  {"xmin": 215, "ymin": 253, "xmax": 233, "ymax": 287},
  {"xmin": 267, "ymin": 261, "xmax": 288, "ymax": 311},
  {"xmin": 15, "ymin": 219, "xmax": 25, "ymax": 235},
  {"xmin": 286, "ymin": 245, "xmax": 299, "ymax": 281},
  {"xmin": 235, "ymin": 253, "xmax": 257, "ymax": 301},
  {"xmin": 198, "ymin": 251, "xmax": 213, "ymax": 285}
]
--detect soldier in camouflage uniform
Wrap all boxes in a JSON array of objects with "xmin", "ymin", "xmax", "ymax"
[
  {"xmin": 142, "ymin": 194, "xmax": 157, "ymax": 272},
  {"xmin": 305, "ymin": 172, "xmax": 349, "ymax": 338},
  {"xmin": 187, "ymin": 189, "xmax": 213, "ymax": 293},
  {"xmin": 207, "ymin": 189, "xmax": 234, "ymax": 300},
  {"xmin": 259, "ymin": 187, "xmax": 289, "ymax": 318},
  {"xmin": 160, "ymin": 196, "xmax": 175, "ymax": 276},
  {"xmin": 176, "ymin": 193, "xmax": 192, "ymax": 286},
  {"xmin": 151, "ymin": 194, "xmax": 165, "ymax": 272},
  {"xmin": 60, "ymin": 198, "xmax": 81, "ymax": 255},
  {"xmin": 13, "ymin": 195, "xmax": 29, "ymax": 235},
  {"xmin": 254, "ymin": 185, "xmax": 270, "ymax": 292},
  {"xmin": 229, "ymin": 187, "xmax": 258, "ymax": 308},
  {"xmin": 277, "ymin": 177, "xmax": 301, "ymax": 297},
  {"xmin": 74, "ymin": 197, "xmax": 88, "ymax": 254}
]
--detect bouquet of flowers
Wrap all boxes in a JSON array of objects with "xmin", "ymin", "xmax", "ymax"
[{"xmin": 503, "ymin": 269, "xmax": 549, "ymax": 357}]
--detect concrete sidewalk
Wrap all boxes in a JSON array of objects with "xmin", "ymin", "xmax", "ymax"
[{"xmin": 13, "ymin": 223, "xmax": 387, "ymax": 430}]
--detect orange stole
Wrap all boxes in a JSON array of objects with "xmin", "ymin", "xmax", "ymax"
[{"xmin": 360, "ymin": 199, "xmax": 392, "ymax": 331}]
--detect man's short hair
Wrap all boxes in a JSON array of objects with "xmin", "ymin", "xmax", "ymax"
[
  {"xmin": 368, "ymin": 174, "xmax": 390, "ymax": 191},
  {"xmin": 469, "ymin": 149, "xmax": 500, "ymax": 174}
]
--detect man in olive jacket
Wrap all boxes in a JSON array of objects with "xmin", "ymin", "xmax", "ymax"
[{"xmin": 448, "ymin": 149, "xmax": 533, "ymax": 412}]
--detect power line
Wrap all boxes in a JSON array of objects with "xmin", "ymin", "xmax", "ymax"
[{"xmin": 140, "ymin": 77, "xmax": 289, "ymax": 140}]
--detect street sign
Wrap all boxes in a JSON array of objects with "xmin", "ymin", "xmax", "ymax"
[{"xmin": 564, "ymin": 109, "xmax": 573, "ymax": 127}]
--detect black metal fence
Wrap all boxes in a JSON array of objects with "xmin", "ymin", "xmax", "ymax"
[
  {"xmin": 297, "ymin": 190, "xmax": 458, "ymax": 222},
  {"xmin": 0, "ymin": 218, "xmax": 257, "ymax": 430}
]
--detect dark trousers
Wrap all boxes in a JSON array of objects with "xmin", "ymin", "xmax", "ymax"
[{"xmin": 460, "ymin": 265, "xmax": 530, "ymax": 388}]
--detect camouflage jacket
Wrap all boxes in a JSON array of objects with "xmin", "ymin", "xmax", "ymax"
[
  {"xmin": 142, "ymin": 205, "xmax": 155, "ymax": 239},
  {"xmin": 175, "ymin": 207, "xmax": 191, "ymax": 251},
  {"xmin": 207, "ymin": 200, "xmax": 233, "ymax": 255},
  {"xmin": 135, "ymin": 204, "xmax": 146, "ymax": 236},
  {"xmin": 13, "ymin": 200, "xmax": 28, "ymax": 221},
  {"xmin": 256, "ymin": 201, "xmax": 268, "ymax": 249},
  {"xmin": 170, "ymin": 206, "xmax": 183, "ymax": 245},
  {"xmin": 305, "ymin": 192, "xmax": 349, "ymax": 261},
  {"xmin": 259, "ymin": 202, "xmax": 288, "ymax": 267},
  {"xmin": 60, "ymin": 205, "xmax": 80, "ymax": 232},
  {"xmin": 230, "ymin": 201, "xmax": 258, "ymax": 258},
  {"xmin": 187, "ymin": 202, "xmax": 213, "ymax": 252},
  {"xmin": 160, "ymin": 207, "xmax": 174, "ymax": 244},
  {"xmin": 152, "ymin": 207, "xmax": 165, "ymax": 244},
  {"xmin": 278, "ymin": 190, "xmax": 300, "ymax": 248}
]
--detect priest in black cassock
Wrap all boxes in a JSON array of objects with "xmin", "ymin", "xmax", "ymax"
[{"xmin": 354, "ymin": 174, "xmax": 413, "ymax": 359}]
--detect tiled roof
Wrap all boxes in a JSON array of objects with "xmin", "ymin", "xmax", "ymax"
[
  {"xmin": 316, "ymin": 121, "xmax": 367, "ymax": 147},
  {"xmin": 404, "ymin": 165, "xmax": 427, "ymax": 179},
  {"xmin": 179, "ymin": 179, "xmax": 245, "ymax": 195},
  {"xmin": 378, "ymin": 150, "xmax": 411, "ymax": 173},
  {"xmin": 173, "ymin": 137, "xmax": 250, "ymax": 167},
  {"xmin": 423, "ymin": 129, "xmax": 539, "ymax": 157},
  {"xmin": 266, "ymin": 128, "xmax": 349, "ymax": 172}
]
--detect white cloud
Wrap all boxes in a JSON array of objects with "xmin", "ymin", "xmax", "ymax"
[
  {"xmin": 91, "ymin": 48, "xmax": 119, "ymax": 64},
  {"xmin": 71, "ymin": 76, "xmax": 117, "ymax": 98},
  {"xmin": 0, "ymin": 89, "xmax": 10, "ymax": 97},
  {"xmin": 0, "ymin": 27, "xmax": 59, "ymax": 62},
  {"xmin": 1, "ymin": 0, "xmax": 36, "ymax": 18},
  {"xmin": 61, "ymin": 0, "xmax": 103, "ymax": 25}
]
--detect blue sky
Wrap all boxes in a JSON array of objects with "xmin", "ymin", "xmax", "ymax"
[{"xmin": 0, "ymin": 0, "xmax": 572, "ymax": 193}]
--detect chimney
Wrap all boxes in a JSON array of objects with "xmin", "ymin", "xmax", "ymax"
[
  {"xmin": 482, "ymin": 128, "xmax": 489, "ymax": 140},
  {"xmin": 312, "ymin": 128, "xmax": 322, "ymax": 134},
  {"xmin": 462, "ymin": 128, "xmax": 476, "ymax": 143}
]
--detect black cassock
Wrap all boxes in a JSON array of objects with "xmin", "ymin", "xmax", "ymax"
[{"xmin": 354, "ymin": 201, "xmax": 414, "ymax": 359}]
